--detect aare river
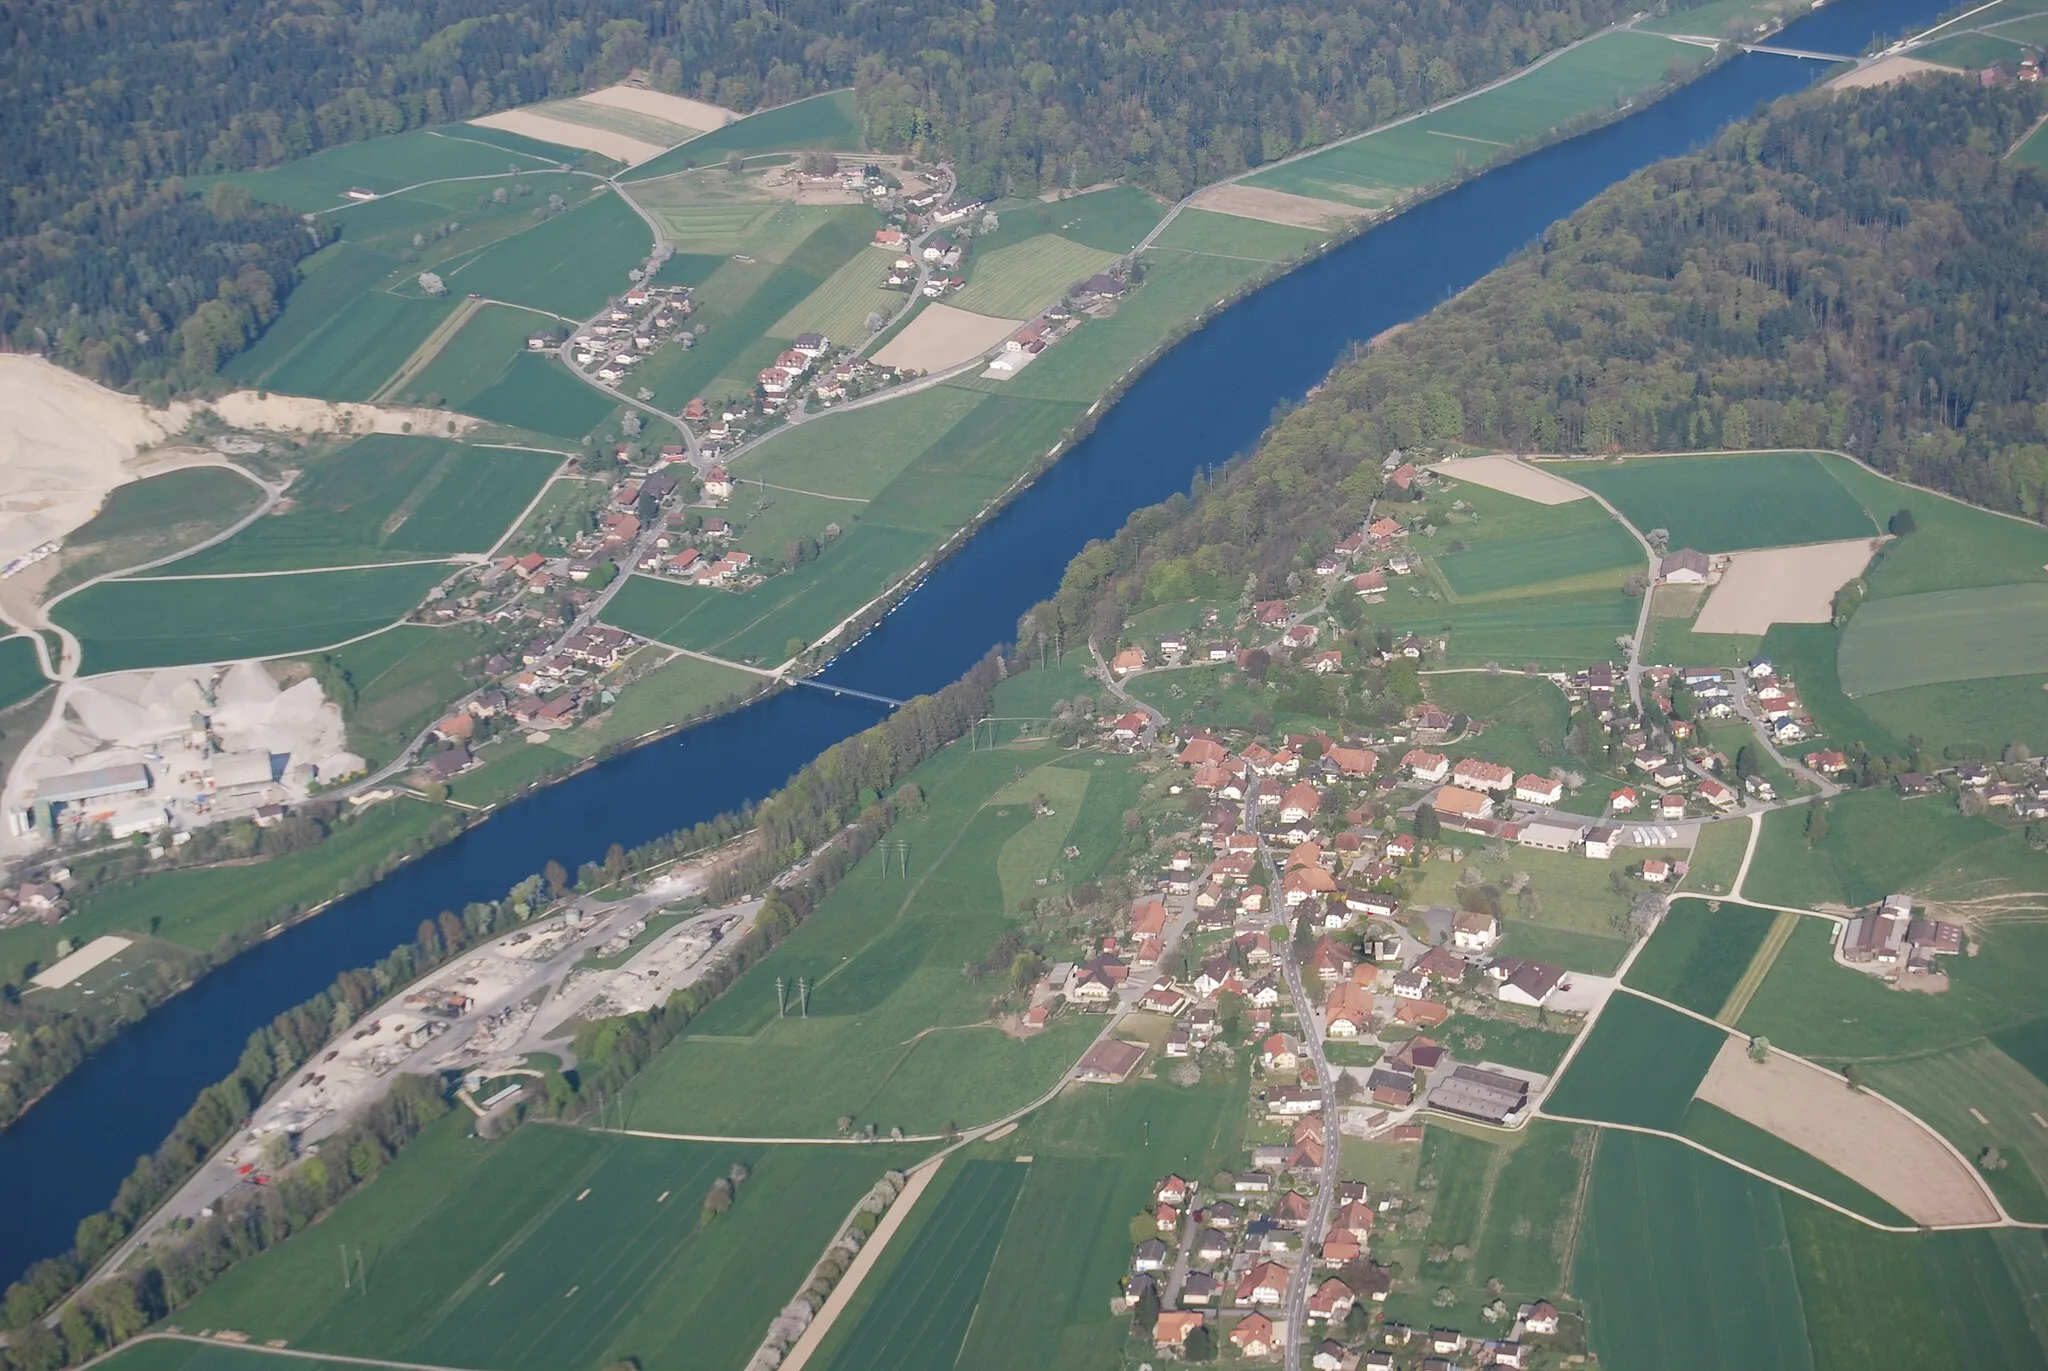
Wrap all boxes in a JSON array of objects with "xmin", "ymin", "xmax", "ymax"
[{"xmin": 0, "ymin": 0, "xmax": 1947, "ymax": 1283}]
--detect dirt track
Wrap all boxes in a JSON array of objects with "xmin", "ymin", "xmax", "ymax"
[{"xmin": 1695, "ymin": 1037, "xmax": 1999, "ymax": 1226}]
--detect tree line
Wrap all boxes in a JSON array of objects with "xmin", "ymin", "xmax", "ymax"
[{"xmin": 4, "ymin": 0, "xmax": 1646, "ymax": 397}]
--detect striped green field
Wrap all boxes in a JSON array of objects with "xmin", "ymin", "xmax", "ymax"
[
  {"xmin": 951, "ymin": 235, "xmax": 1122, "ymax": 318},
  {"xmin": 772, "ymin": 247, "xmax": 903, "ymax": 343}
]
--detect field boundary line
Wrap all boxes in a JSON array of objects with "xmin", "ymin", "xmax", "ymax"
[
  {"xmin": 76, "ymin": 1331, "xmax": 484, "ymax": 1371},
  {"xmin": 423, "ymin": 127, "xmax": 575, "ymax": 167},
  {"xmin": 600, "ymin": 1126, "xmax": 947, "ymax": 1144},
  {"xmin": 373, "ymin": 296, "xmax": 482, "ymax": 402},
  {"xmin": 117, "ymin": 558, "xmax": 460, "ymax": 582},
  {"xmin": 1716, "ymin": 910, "xmax": 1799, "ymax": 1024},
  {"xmin": 775, "ymin": 1154, "xmax": 945, "ymax": 1371}
]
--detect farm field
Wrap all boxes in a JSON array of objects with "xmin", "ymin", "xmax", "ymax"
[
  {"xmin": 78, "ymin": 1342, "xmax": 368, "ymax": 1371},
  {"xmin": 1561, "ymin": 452, "xmax": 1879, "ymax": 552},
  {"xmin": 1148, "ymin": 207, "xmax": 1324, "ymax": 260},
  {"xmin": 1387, "ymin": 589, "xmax": 1640, "ymax": 668},
  {"xmin": 1854, "ymin": 672, "xmax": 2048, "ymax": 759},
  {"xmin": 0, "ymin": 638, "xmax": 45, "ymax": 712},
  {"xmin": 1784, "ymin": 1206, "xmax": 1964, "ymax": 1371},
  {"xmin": 392, "ymin": 302, "xmax": 549, "ymax": 407},
  {"xmin": 1397, "ymin": 842, "xmax": 1632, "ymax": 947},
  {"xmin": 771, "ymin": 248, "xmax": 906, "ymax": 346},
  {"xmin": 1677, "ymin": 1100, "xmax": 1910, "ymax": 1226},
  {"xmin": 442, "ymin": 188, "xmax": 650, "ymax": 319},
  {"xmin": 1838, "ymin": 584, "xmax": 2048, "ymax": 695},
  {"xmin": 1543, "ymin": 992, "xmax": 1727, "ymax": 1129},
  {"xmin": 1918, "ymin": 30, "xmax": 2028, "ymax": 63},
  {"xmin": 462, "ymin": 352, "xmax": 619, "ymax": 440},
  {"xmin": 58, "ymin": 563, "xmax": 453, "ymax": 673},
  {"xmin": 950, "ymin": 235, "xmax": 1122, "ymax": 318},
  {"xmin": 260, "ymin": 291, "xmax": 458, "ymax": 403},
  {"xmin": 163, "ymin": 437, "xmax": 556, "ymax": 572},
  {"xmin": 625, "ymin": 91, "xmax": 864, "ymax": 181},
  {"xmin": 1435, "ymin": 520, "xmax": 1642, "ymax": 598},
  {"xmin": 1640, "ymin": 0, "xmax": 1816, "ymax": 36},
  {"xmin": 822, "ymin": 1161, "xmax": 1027, "ymax": 1371},
  {"xmin": 313, "ymin": 624, "xmax": 485, "ymax": 767},
  {"xmin": 1623, "ymin": 898, "xmax": 1780, "ymax": 1017},
  {"xmin": 738, "ymin": 385, "xmax": 985, "ymax": 499},
  {"xmin": 43, "ymin": 467, "xmax": 268, "ymax": 596},
  {"xmin": 0, "ymin": 797, "xmax": 442, "ymax": 988},
  {"xmin": 1575, "ymin": 1132, "xmax": 1815, "ymax": 1371},
  {"xmin": 621, "ymin": 743, "xmax": 1146, "ymax": 1136},
  {"xmin": 1493, "ymin": 921, "xmax": 1631, "ymax": 978},
  {"xmin": 975, "ymin": 186, "xmax": 1169, "ymax": 256},
  {"xmin": 173, "ymin": 1114, "xmax": 930, "ymax": 1371},
  {"xmin": 1680, "ymin": 818, "xmax": 1750, "ymax": 898},
  {"xmin": 1864, "ymin": 1040, "xmax": 2048, "ymax": 1223},
  {"xmin": 1248, "ymin": 31, "xmax": 1707, "ymax": 208},
  {"xmin": 209, "ymin": 128, "xmax": 567, "ymax": 211}
]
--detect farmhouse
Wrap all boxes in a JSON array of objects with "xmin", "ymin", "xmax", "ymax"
[
  {"xmin": 1659, "ymin": 548, "xmax": 1711, "ymax": 583},
  {"xmin": 1074, "ymin": 1038, "xmax": 1146, "ymax": 1082},
  {"xmin": 1427, "ymin": 1064, "xmax": 1531, "ymax": 1125}
]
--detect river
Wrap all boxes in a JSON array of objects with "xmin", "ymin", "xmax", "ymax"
[{"xmin": 0, "ymin": 0, "xmax": 1946, "ymax": 1285}]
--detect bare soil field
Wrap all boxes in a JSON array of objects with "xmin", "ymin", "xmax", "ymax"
[
  {"xmin": 1695, "ymin": 1037, "xmax": 1999, "ymax": 1225},
  {"xmin": 1692, "ymin": 538, "xmax": 1878, "ymax": 635},
  {"xmin": 1828, "ymin": 55, "xmax": 1957, "ymax": 89},
  {"xmin": 471, "ymin": 110, "xmax": 665, "ymax": 165},
  {"xmin": 1187, "ymin": 183, "xmax": 1368, "ymax": 228},
  {"xmin": 581, "ymin": 85, "xmax": 736, "ymax": 132},
  {"xmin": 870, "ymin": 305, "xmax": 1022, "ymax": 372},
  {"xmin": 1431, "ymin": 455, "xmax": 1593, "ymax": 506}
]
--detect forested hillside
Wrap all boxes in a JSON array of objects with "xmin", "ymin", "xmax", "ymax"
[
  {"xmin": 1020, "ymin": 77, "xmax": 2048, "ymax": 651},
  {"xmin": 2, "ymin": 0, "xmax": 1636, "ymax": 397}
]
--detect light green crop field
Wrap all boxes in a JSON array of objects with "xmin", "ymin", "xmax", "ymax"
[
  {"xmin": 43, "ymin": 467, "xmax": 268, "ymax": 596},
  {"xmin": 74, "ymin": 1341, "xmax": 369, "ymax": 1371},
  {"xmin": 443, "ymin": 187, "xmax": 650, "ymax": 318},
  {"xmin": 823, "ymin": 1160, "xmax": 1027, "ymax": 1371},
  {"xmin": 394, "ymin": 302, "xmax": 549, "ymax": 407},
  {"xmin": 1434, "ymin": 520, "xmax": 1643, "ymax": 598},
  {"xmin": 1681, "ymin": 818, "xmax": 1750, "ymax": 898},
  {"xmin": 1576, "ymin": 1132, "xmax": 1814, "ymax": 1371},
  {"xmin": 213, "ymin": 128, "xmax": 565, "ymax": 212},
  {"xmin": 165, "ymin": 437, "xmax": 555, "ymax": 572},
  {"xmin": 771, "ymin": 247, "xmax": 904, "ymax": 344},
  {"xmin": 1564, "ymin": 452, "xmax": 1879, "ymax": 552},
  {"xmin": 0, "ymin": 637, "xmax": 46, "ymax": 712},
  {"xmin": 951, "ymin": 235, "xmax": 1122, "ymax": 318},
  {"xmin": 315, "ymin": 624, "xmax": 484, "ymax": 767},
  {"xmin": 263, "ymin": 291, "xmax": 459, "ymax": 403},
  {"xmin": 173, "ymin": 1115, "xmax": 930, "ymax": 1371},
  {"xmin": 1923, "ymin": 1229, "xmax": 2048, "ymax": 1370},
  {"xmin": 1250, "ymin": 31, "xmax": 1706, "ymax": 206},
  {"xmin": 1544, "ymin": 992, "xmax": 1727, "ymax": 1129},
  {"xmin": 973, "ymin": 185, "xmax": 1170, "ymax": 256},
  {"xmin": 60, "ymin": 563, "xmax": 452, "ymax": 673},
  {"xmin": 1640, "ymin": 0, "xmax": 1816, "ymax": 37},
  {"xmin": 464, "ymin": 352, "xmax": 621, "ymax": 440},
  {"xmin": 1786, "ymin": 1206, "xmax": 1963, "ymax": 1371},
  {"xmin": 739, "ymin": 384, "xmax": 985, "ymax": 498},
  {"xmin": 1917, "ymin": 30, "xmax": 2028, "ymax": 64},
  {"xmin": 450, "ymin": 122, "xmax": 602, "ymax": 164},
  {"xmin": 622, "ymin": 745, "xmax": 1144, "ymax": 1134},
  {"xmin": 1677, "ymin": 1100, "xmax": 1910, "ymax": 1226},
  {"xmin": 626, "ymin": 91, "xmax": 864, "ymax": 179},
  {"xmin": 221, "ymin": 246, "xmax": 402, "ymax": 391},
  {"xmin": 0, "ymin": 797, "xmax": 441, "ymax": 987},
  {"xmin": 1624, "ymin": 898, "xmax": 1780, "ymax": 1017},
  {"xmin": 1147, "ymin": 208, "xmax": 1326, "ymax": 260},
  {"xmin": 1838, "ymin": 583, "xmax": 2048, "ymax": 695},
  {"xmin": 1866, "ymin": 1041, "xmax": 2048, "ymax": 1223},
  {"xmin": 1386, "ymin": 590, "xmax": 1642, "ymax": 669},
  {"xmin": 624, "ymin": 172, "xmax": 824, "ymax": 255}
]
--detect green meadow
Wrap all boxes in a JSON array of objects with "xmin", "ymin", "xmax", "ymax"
[
  {"xmin": 0, "ymin": 637, "xmax": 46, "ymax": 712},
  {"xmin": 951, "ymin": 235, "xmax": 1122, "ymax": 318},
  {"xmin": 1624, "ymin": 898, "xmax": 1780, "ymax": 1017},
  {"xmin": 1565, "ymin": 452, "xmax": 1878, "ymax": 552},
  {"xmin": 42, "ymin": 467, "xmax": 267, "ymax": 596},
  {"xmin": 209, "ymin": 128, "xmax": 566, "ymax": 212},
  {"xmin": 314, "ymin": 624, "xmax": 485, "ymax": 766},
  {"xmin": 625, "ymin": 91, "xmax": 864, "ymax": 180},
  {"xmin": 1676, "ymin": 1100, "xmax": 1910, "ymax": 1226},
  {"xmin": 1544, "ymin": 992, "xmax": 1726, "ymax": 1129},
  {"xmin": 443, "ymin": 188, "xmax": 650, "ymax": 318}
]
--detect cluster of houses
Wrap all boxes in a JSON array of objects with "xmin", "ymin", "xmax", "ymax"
[
  {"xmin": 1838, "ymin": 892, "xmax": 1966, "ymax": 978},
  {"xmin": 1819, "ymin": 750, "xmax": 2048, "ymax": 816},
  {"xmin": 560, "ymin": 283, "xmax": 693, "ymax": 383},
  {"xmin": 419, "ymin": 622, "xmax": 648, "ymax": 777}
]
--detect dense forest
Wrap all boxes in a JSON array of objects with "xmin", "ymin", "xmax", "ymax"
[
  {"xmin": 2, "ymin": 0, "xmax": 1637, "ymax": 396},
  {"xmin": 1019, "ymin": 77, "xmax": 2048, "ymax": 654}
]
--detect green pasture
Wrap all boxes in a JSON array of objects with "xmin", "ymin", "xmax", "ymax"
[
  {"xmin": 444, "ymin": 188, "xmax": 649, "ymax": 318},
  {"xmin": 1992, "ymin": 1017, "xmax": 2048, "ymax": 1090},
  {"xmin": 1400, "ymin": 833, "xmax": 1635, "ymax": 948},
  {"xmin": 1624, "ymin": 898, "xmax": 1779, "ymax": 1016},
  {"xmin": 77, "ymin": 1341, "xmax": 367, "ymax": 1371},
  {"xmin": 262, "ymin": 291, "xmax": 458, "ymax": 403},
  {"xmin": 952, "ymin": 235, "xmax": 1122, "ymax": 318},
  {"xmin": 1249, "ymin": 31, "xmax": 1706, "ymax": 207},
  {"xmin": 395, "ymin": 302, "xmax": 546, "ymax": 407},
  {"xmin": 1472, "ymin": 1122, "xmax": 1588, "ymax": 1294},
  {"xmin": 771, "ymin": 248, "xmax": 903, "ymax": 344},
  {"xmin": 174, "ymin": 1114, "xmax": 930, "ymax": 1371},
  {"xmin": 1435, "ymin": 520, "xmax": 1642, "ymax": 599},
  {"xmin": 2017, "ymin": 117, "xmax": 2048, "ymax": 169},
  {"xmin": 824, "ymin": 1161, "xmax": 1026, "ymax": 1371},
  {"xmin": 1677, "ymin": 1100, "xmax": 1910, "ymax": 1226},
  {"xmin": 1544, "ymin": 992, "xmax": 1727, "ymax": 1129},
  {"xmin": 1564, "ymin": 452, "xmax": 1878, "ymax": 552},
  {"xmin": 1866, "ymin": 1040, "xmax": 2048, "ymax": 1222},
  {"xmin": 1386, "ymin": 589, "xmax": 1640, "ymax": 669},
  {"xmin": 1494, "ymin": 921, "xmax": 1631, "ymax": 977},
  {"xmin": 1576, "ymin": 1132, "xmax": 1814, "ymax": 1371},
  {"xmin": 738, "ymin": 384, "xmax": 985, "ymax": 498},
  {"xmin": 1923, "ymin": 1229, "xmax": 2048, "ymax": 1370},
  {"xmin": 975, "ymin": 186, "xmax": 1169, "ymax": 256},
  {"xmin": 60, "ymin": 563, "xmax": 451, "ymax": 673},
  {"xmin": 465, "ymin": 353, "xmax": 619, "ymax": 439},
  {"xmin": 1422, "ymin": 670, "xmax": 1568, "ymax": 780},
  {"xmin": 445, "ymin": 122, "xmax": 598, "ymax": 164},
  {"xmin": 622, "ymin": 745, "xmax": 1144, "ymax": 1135},
  {"xmin": 1641, "ymin": 0, "xmax": 1817, "ymax": 37},
  {"xmin": 1823, "ymin": 451, "xmax": 2048, "ymax": 594},
  {"xmin": 165, "ymin": 437, "xmax": 555, "ymax": 572},
  {"xmin": 1785, "ymin": 1206, "xmax": 1960, "ymax": 1371},
  {"xmin": 1839, "ymin": 583, "xmax": 2048, "ymax": 695},
  {"xmin": 626, "ymin": 91, "xmax": 864, "ymax": 180},
  {"xmin": 0, "ymin": 638, "xmax": 47, "ymax": 712},
  {"xmin": 1918, "ymin": 30, "xmax": 2028, "ymax": 63},
  {"xmin": 1147, "ymin": 208, "xmax": 1325, "ymax": 261},
  {"xmin": 0, "ymin": 797, "xmax": 441, "ymax": 988},
  {"xmin": 545, "ymin": 652, "xmax": 766, "ymax": 759},
  {"xmin": 1681, "ymin": 818, "xmax": 1750, "ymax": 898},
  {"xmin": 1855, "ymin": 672, "xmax": 2048, "ymax": 758},
  {"xmin": 215, "ymin": 128, "xmax": 564, "ymax": 212},
  {"xmin": 221, "ymin": 246, "xmax": 402, "ymax": 391},
  {"xmin": 43, "ymin": 467, "xmax": 266, "ymax": 596},
  {"xmin": 623, "ymin": 172, "xmax": 805, "ymax": 254},
  {"xmin": 315, "ymin": 624, "xmax": 484, "ymax": 766}
]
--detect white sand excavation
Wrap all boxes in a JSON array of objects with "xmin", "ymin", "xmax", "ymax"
[{"xmin": 2, "ymin": 662, "xmax": 361, "ymax": 854}]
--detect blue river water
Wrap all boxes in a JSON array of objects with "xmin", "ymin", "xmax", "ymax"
[{"xmin": 0, "ymin": 0, "xmax": 1944, "ymax": 1284}]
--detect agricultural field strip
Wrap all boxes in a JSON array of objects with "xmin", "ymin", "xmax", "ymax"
[
  {"xmin": 1542, "ymin": 985, "xmax": 2008, "ymax": 1232},
  {"xmin": 71, "ymin": 1332, "xmax": 463, "ymax": 1370},
  {"xmin": 115, "ymin": 558, "xmax": 461, "ymax": 581}
]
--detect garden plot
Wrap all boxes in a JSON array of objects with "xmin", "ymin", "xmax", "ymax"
[
  {"xmin": 870, "ymin": 304, "xmax": 1021, "ymax": 372},
  {"xmin": 1694, "ymin": 1037, "xmax": 2000, "ymax": 1226},
  {"xmin": 1693, "ymin": 538, "xmax": 1878, "ymax": 635},
  {"xmin": 1431, "ymin": 455, "xmax": 1592, "ymax": 506},
  {"xmin": 1185, "ymin": 183, "xmax": 1367, "ymax": 228}
]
